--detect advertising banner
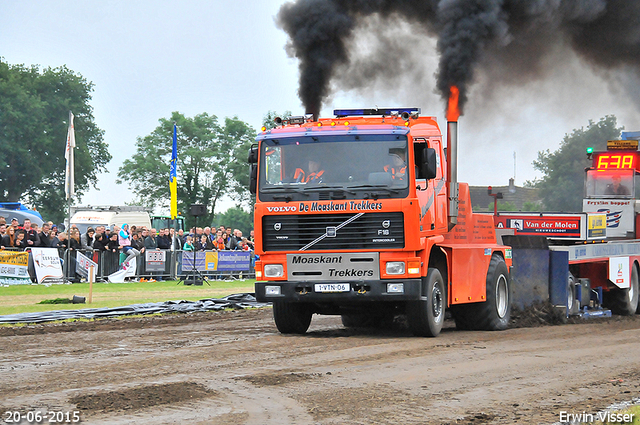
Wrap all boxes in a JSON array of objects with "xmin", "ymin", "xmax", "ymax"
[
  {"xmin": 0, "ymin": 250, "xmax": 30, "ymax": 285},
  {"xmin": 31, "ymin": 248, "xmax": 64, "ymax": 284},
  {"xmin": 182, "ymin": 251, "xmax": 251, "ymax": 272},
  {"xmin": 583, "ymin": 199, "xmax": 635, "ymax": 238},
  {"xmin": 76, "ymin": 251, "xmax": 98, "ymax": 279},
  {"xmin": 494, "ymin": 215, "xmax": 582, "ymax": 238},
  {"xmin": 145, "ymin": 250, "xmax": 166, "ymax": 272}
]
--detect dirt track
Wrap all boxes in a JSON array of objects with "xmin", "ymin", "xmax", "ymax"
[{"xmin": 2, "ymin": 308, "xmax": 640, "ymax": 424}]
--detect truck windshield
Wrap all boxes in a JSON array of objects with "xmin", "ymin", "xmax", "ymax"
[
  {"xmin": 259, "ymin": 134, "xmax": 410, "ymax": 201},
  {"xmin": 585, "ymin": 170, "xmax": 636, "ymax": 198}
]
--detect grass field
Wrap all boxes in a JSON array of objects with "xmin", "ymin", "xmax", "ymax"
[{"xmin": 0, "ymin": 279, "xmax": 256, "ymax": 316}]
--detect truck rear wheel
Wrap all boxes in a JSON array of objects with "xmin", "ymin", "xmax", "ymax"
[
  {"xmin": 407, "ymin": 268, "xmax": 445, "ymax": 337},
  {"xmin": 606, "ymin": 263, "xmax": 639, "ymax": 316},
  {"xmin": 476, "ymin": 255, "xmax": 511, "ymax": 330},
  {"xmin": 567, "ymin": 273, "xmax": 579, "ymax": 316},
  {"xmin": 272, "ymin": 301, "xmax": 312, "ymax": 334}
]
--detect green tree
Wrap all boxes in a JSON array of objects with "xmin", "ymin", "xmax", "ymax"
[
  {"xmin": 212, "ymin": 206, "xmax": 254, "ymax": 236},
  {"xmin": 0, "ymin": 61, "xmax": 110, "ymax": 222},
  {"xmin": 532, "ymin": 116, "xmax": 622, "ymax": 212},
  {"xmin": 117, "ymin": 112, "xmax": 255, "ymax": 228}
]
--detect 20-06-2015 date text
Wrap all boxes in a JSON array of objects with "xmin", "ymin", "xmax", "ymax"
[{"xmin": 3, "ymin": 411, "xmax": 81, "ymax": 423}]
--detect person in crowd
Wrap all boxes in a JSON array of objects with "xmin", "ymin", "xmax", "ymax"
[
  {"xmin": 183, "ymin": 235, "xmax": 194, "ymax": 251},
  {"xmin": 92, "ymin": 226, "xmax": 109, "ymax": 251},
  {"xmin": 178, "ymin": 228, "xmax": 185, "ymax": 244},
  {"xmin": 214, "ymin": 230, "xmax": 225, "ymax": 250},
  {"xmin": 0, "ymin": 224, "xmax": 6, "ymax": 237},
  {"xmin": 0, "ymin": 216, "xmax": 5, "ymax": 226},
  {"xmin": 106, "ymin": 232, "xmax": 120, "ymax": 254},
  {"xmin": 197, "ymin": 234, "xmax": 212, "ymax": 251},
  {"xmin": 51, "ymin": 232, "xmax": 67, "ymax": 258},
  {"xmin": 170, "ymin": 228, "xmax": 182, "ymax": 251},
  {"xmin": 1, "ymin": 226, "xmax": 17, "ymax": 249},
  {"xmin": 38, "ymin": 223, "xmax": 51, "ymax": 247},
  {"xmin": 236, "ymin": 237, "xmax": 251, "ymax": 251},
  {"xmin": 144, "ymin": 228, "xmax": 158, "ymax": 250},
  {"xmin": 10, "ymin": 217, "xmax": 19, "ymax": 231},
  {"xmin": 69, "ymin": 229, "xmax": 82, "ymax": 251},
  {"xmin": 81, "ymin": 227, "xmax": 95, "ymax": 250},
  {"xmin": 21, "ymin": 219, "xmax": 38, "ymax": 247},
  {"xmin": 13, "ymin": 230, "xmax": 28, "ymax": 250},
  {"xmin": 156, "ymin": 228, "xmax": 171, "ymax": 250},
  {"xmin": 119, "ymin": 223, "xmax": 140, "ymax": 267},
  {"xmin": 131, "ymin": 230, "xmax": 146, "ymax": 254},
  {"xmin": 225, "ymin": 227, "xmax": 237, "ymax": 250}
]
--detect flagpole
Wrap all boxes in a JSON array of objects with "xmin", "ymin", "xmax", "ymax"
[{"xmin": 65, "ymin": 111, "xmax": 75, "ymax": 282}]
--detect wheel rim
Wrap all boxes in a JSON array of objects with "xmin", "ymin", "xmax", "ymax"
[
  {"xmin": 496, "ymin": 274, "xmax": 508, "ymax": 318},
  {"xmin": 432, "ymin": 283, "xmax": 443, "ymax": 320},
  {"xmin": 629, "ymin": 276, "xmax": 635, "ymax": 303}
]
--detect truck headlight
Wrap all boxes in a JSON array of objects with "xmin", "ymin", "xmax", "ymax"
[
  {"xmin": 264, "ymin": 264, "xmax": 284, "ymax": 278},
  {"xmin": 265, "ymin": 285, "xmax": 282, "ymax": 295},
  {"xmin": 386, "ymin": 261, "xmax": 405, "ymax": 275}
]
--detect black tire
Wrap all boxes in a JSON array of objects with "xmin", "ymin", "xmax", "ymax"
[
  {"xmin": 567, "ymin": 272, "xmax": 579, "ymax": 316},
  {"xmin": 606, "ymin": 263, "xmax": 639, "ymax": 316},
  {"xmin": 475, "ymin": 255, "xmax": 511, "ymax": 330},
  {"xmin": 407, "ymin": 268, "xmax": 445, "ymax": 337},
  {"xmin": 272, "ymin": 301, "xmax": 312, "ymax": 334}
]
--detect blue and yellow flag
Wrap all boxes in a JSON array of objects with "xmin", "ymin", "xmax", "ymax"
[{"xmin": 170, "ymin": 123, "xmax": 178, "ymax": 219}]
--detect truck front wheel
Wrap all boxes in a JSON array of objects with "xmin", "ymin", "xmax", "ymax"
[
  {"xmin": 272, "ymin": 301, "xmax": 313, "ymax": 334},
  {"xmin": 606, "ymin": 263, "xmax": 639, "ymax": 316},
  {"xmin": 407, "ymin": 268, "xmax": 445, "ymax": 337}
]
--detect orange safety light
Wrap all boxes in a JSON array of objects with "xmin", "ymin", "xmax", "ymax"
[
  {"xmin": 261, "ymin": 126, "xmax": 267, "ymax": 132},
  {"xmin": 344, "ymin": 121, "xmax": 350, "ymax": 126},
  {"xmin": 331, "ymin": 122, "xmax": 336, "ymax": 126}
]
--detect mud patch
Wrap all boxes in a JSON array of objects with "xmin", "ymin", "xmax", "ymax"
[
  {"xmin": 70, "ymin": 382, "xmax": 215, "ymax": 413},
  {"xmin": 443, "ymin": 412, "xmax": 496, "ymax": 424},
  {"xmin": 238, "ymin": 372, "xmax": 322, "ymax": 387},
  {"xmin": 295, "ymin": 384, "xmax": 429, "ymax": 423}
]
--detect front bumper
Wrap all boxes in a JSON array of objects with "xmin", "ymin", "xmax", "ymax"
[{"xmin": 255, "ymin": 278, "xmax": 423, "ymax": 303}]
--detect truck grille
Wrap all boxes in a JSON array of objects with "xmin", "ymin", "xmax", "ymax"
[{"xmin": 262, "ymin": 212, "xmax": 404, "ymax": 251}]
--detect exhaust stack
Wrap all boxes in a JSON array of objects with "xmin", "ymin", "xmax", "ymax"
[{"xmin": 446, "ymin": 87, "xmax": 460, "ymax": 230}]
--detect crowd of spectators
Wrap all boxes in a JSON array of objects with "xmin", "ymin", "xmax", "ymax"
[{"xmin": 0, "ymin": 216, "xmax": 255, "ymax": 257}]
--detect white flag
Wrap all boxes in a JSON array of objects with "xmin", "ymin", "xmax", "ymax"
[{"xmin": 65, "ymin": 111, "xmax": 75, "ymax": 199}]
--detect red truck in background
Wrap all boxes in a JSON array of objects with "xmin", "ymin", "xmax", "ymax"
[{"xmin": 494, "ymin": 136, "xmax": 640, "ymax": 317}]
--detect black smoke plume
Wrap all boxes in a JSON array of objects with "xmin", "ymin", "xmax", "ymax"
[{"xmin": 277, "ymin": 0, "xmax": 640, "ymax": 116}]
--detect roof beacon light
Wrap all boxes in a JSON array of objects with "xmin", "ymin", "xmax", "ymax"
[{"xmin": 333, "ymin": 108, "xmax": 420, "ymax": 118}]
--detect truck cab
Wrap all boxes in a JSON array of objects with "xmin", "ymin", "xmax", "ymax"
[{"xmin": 583, "ymin": 138, "xmax": 640, "ymax": 239}]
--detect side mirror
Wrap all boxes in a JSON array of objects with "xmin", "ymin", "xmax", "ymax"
[
  {"xmin": 249, "ymin": 164, "xmax": 257, "ymax": 194},
  {"xmin": 248, "ymin": 144, "xmax": 258, "ymax": 164},
  {"xmin": 424, "ymin": 148, "xmax": 437, "ymax": 179}
]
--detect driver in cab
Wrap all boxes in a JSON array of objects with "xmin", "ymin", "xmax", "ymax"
[{"xmin": 294, "ymin": 159, "xmax": 324, "ymax": 183}]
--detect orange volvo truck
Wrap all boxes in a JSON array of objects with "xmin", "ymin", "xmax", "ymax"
[{"xmin": 249, "ymin": 92, "xmax": 512, "ymax": 337}]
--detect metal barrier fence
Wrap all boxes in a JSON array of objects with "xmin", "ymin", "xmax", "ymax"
[{"xmin": 30, "ymin": 249, "xmax": 256, "ymax": 282}]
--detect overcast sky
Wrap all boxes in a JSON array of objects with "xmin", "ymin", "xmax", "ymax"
[{"xmin": 3, "ymin": 1, "xmax": 640, "ymax": 214}]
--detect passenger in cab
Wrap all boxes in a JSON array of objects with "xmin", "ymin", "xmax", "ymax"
[{"xmin": 384, "ymin": 148, "xmax": 407, "ymax": 181}]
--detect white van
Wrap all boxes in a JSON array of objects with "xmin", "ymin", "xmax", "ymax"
[{"xmin": 70, "ymin": 206, "xmax": 152, "ymax": 234}]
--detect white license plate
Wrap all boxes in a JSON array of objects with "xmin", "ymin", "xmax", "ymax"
[{"xmin": 314, "ymin": 283, "xmax": 350, "ymax": 293}]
